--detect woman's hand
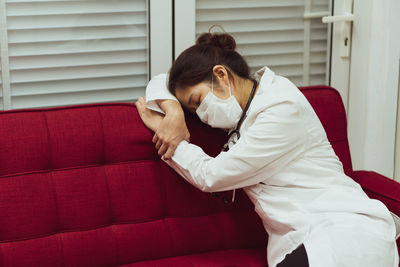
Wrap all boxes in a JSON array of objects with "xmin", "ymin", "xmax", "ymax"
[
  {"xmin": 153, "ymin": 100, "xmax": 190, "ymax": 159},
  {"xmin": 136, "ymin": 96, "xmax": 164, "ymax": 132},
  {"xmin": 136, "ymin": 98, "xmax": 190, "ymax": 160}
]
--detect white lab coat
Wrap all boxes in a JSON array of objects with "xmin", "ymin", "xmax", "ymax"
[{"xmin": 145, "ymin": 66, "xmax": 400, "ymax": 267}]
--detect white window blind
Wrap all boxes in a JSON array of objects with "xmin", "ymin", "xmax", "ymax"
[
  {"xmin": 0, "ymin": 0, "xmax": 148, "ymax": 110},
  {"xmin": 195, "ymin": 0, "xmax": 331, "ymax": 86}
]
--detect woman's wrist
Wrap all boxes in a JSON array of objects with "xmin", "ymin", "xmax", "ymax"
[
  {"xmin": 162, "ymin": 105, "xmax": 183, "ymax": 121},
  {"xmin": 164, "ymin": 107, "xmax": 184, "ymax": 120},
  {"xmin": 157, "ymin": 99, "xmax": 184, "ymax": 117}
]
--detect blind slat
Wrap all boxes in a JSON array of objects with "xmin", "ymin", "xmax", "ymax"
[
  {"xmin": 196, "ymin": 6, "xmax": 303, "ymax": 22},
  {"xmin": 12, "ymin": 75, "xmax": 147, "ymax": 96},
  {"xmin": 12, "ymin": 87, "xmax": 144, "ymax": 109},
  {"xmin": 197, "ymin": 19, "xmax": 306, "ymax": 33},
  {"xmin": 230, "ymin": 27, "xmax": 327, "ymax": 45},
  {"xmin": 197, "ymin": 0, "xmax": 304, "ymax": 10},
  {"xmin": 11, "ymin": 62, "xmax": 147, "ymax": 83},
  {"xmin": 8, "ymin": 24, "xmax": 147, "ymax": 43},
  {"xmin": 6, "ymin": 1, "xmax": 146, "ymax": 16},
  {"xmin": 238, "ymin": 42, "xmax": 326, "ymax": 56},
  {"xmin": 197, "ymin": 0, "xmax": 328, "ymax": 9},
  {"xmin": 7, "ymin": 12, "xmax": 146, "ymax": 30},
  {"xmin": 10, "ymin": 50, "xmax": 147, "ymax": 70},
  {"xmin": 9, "ymin": 38, "xmax": 147, "ymax": 57}
]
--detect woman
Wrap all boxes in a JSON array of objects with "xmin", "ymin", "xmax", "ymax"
[{"xmin": 136, "ymin": 32, "xmax": 399, "ymax": 267}]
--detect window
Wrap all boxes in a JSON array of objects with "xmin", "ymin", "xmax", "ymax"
[{"xmin": 0, "ymin": 0, "xmax": 149, "ymax": 110}]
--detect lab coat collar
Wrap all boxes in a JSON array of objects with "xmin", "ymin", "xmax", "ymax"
[
  {"xmin": 254, "ymin": 66, "xmax": 275, "ymax": 95},
  {"xmin": 254, "ymin": 66, "xmax": 274, "ymax": 80},
  {"xmin": 225, "ymin": 66, "xmax": 275, "ymax": 133}
]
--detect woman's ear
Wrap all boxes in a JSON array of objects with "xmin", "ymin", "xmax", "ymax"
[{"xmin": 212, "ymin": 65, "xmax": 229, "ymax": 86}]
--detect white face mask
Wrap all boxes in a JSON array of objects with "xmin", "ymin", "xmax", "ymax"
[{"xmin": 196, "ymin": 75, "xmax": 243, "ymax": 129}]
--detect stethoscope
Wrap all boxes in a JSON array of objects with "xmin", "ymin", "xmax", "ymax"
[
  {"xmin": 222, "ymin": 79, "xmax": 258, "ymax": 152},
  {"xmin": 215, "ymin": 79, "xmax": 258, "ymax": 204}
]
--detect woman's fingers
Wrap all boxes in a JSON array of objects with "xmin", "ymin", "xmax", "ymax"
[
  {"xmin": 136, "ymin": 96, "xmax": 145, "ymax": 108},
  {"xmin": 136, "ymin": 97, "xmax": 176, "ymax": 157},
  {"xmin": 155, "ymin": 139, "xmax": 163, "ymax": 150},
  {"xmin": 145, "ymin": 102, "xmax": 188, "ymax": 159},
  {"xmin": 158, "ymin": 142, "xmax": 168, "ymax": 157},
  {"xmin": 154, "ymin": 134, "xmax": 169, "ymax": 154},
  {"xmin": 152, "ymin": 133, "xmax": 177, "ymax": 159},
  {"xmin": 135, "ymin": 97, "xmax": 142, "ymax": 111},
  {"xmin": 163, "ymin": 144, "xmax": 177, "ymax": 160},
  {"xmin": 152, "ymin": 134, "xmax": 158, "ymax": 144}
]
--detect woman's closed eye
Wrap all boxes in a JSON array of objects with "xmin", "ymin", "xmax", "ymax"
[
  {"xmin": 194, "ymin": 95, "xmax": 201, "ymax": 107},
  {"xmin": 188, "ymin": 94, "xmax": 201, "ymax": 111}
]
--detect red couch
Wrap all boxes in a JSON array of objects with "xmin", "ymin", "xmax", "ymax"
[{"xmin": 0, "ymin": 86, "xmax": 398, "ymax": 266}]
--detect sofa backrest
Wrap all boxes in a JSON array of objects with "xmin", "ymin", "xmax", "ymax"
[
  {"xmin": 299, "ymin": 86, "xmax": 353, "ymax": 176},
  {"xmin": 0, "ymin": 103, "xmax": 266, "ymax": 267}
]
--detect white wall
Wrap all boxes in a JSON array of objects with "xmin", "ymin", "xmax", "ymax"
[
  {"xmin": 395, "ymin": 65, "xmax": 400, "ymax": 181},
  {"xmin": 150, "ymin": 0, "xmax": 173, "ymax": 76},
  {"xmin": 347, "ymin": 0, "xmax": 400, "ymax": 179}
]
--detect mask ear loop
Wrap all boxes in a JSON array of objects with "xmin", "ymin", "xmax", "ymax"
[
  {"xmin": 227, "ymin": 77, "xmax": 232, "ymax": 97},
  {"xmin": 212, "ymin": 72, "xmax": 231, "ymax": 97},
  {"xmin": 211, "ymin": 74, "xmax": 214, "ymax": 92}
]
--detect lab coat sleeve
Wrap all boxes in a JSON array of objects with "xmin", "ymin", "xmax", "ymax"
[
  {"xmin": 145, "ymin": 73, "xmax": 179, "ymax": 114},
  {"xmin": 163, "ymin": 100, "xmax": 307, "ymax": 192}
]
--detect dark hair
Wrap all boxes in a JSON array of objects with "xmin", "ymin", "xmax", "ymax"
[{"xmin": 167, "ymin": 32, "xmax": 251, "ymax": 95}]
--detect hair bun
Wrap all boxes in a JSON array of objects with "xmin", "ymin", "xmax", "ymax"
[{"xmin": 196, "ymin": 32, "xmax": 236, "ymax": 51}]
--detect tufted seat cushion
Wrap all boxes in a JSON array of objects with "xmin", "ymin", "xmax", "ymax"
[{"xmin": 121, "ymin": 248, "xmax": 267, "ymax": 267}]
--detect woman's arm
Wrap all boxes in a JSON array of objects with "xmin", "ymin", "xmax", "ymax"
[
  {"xmin": 164, "ymin": 101, "xmax": 307, "ymax": 192},
  {"xmin": 141, "ymin": 74, "xmax": 190, "ymax": 159},
  {"xmin": 138, "ymin": 95, "xmax": 307, "ymax": 192}
]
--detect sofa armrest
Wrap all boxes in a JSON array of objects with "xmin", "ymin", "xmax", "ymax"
[{"xmin": 352, "ymin": 170, "xmax": 400, "ymax": 217}]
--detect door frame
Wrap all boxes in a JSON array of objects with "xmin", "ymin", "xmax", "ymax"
[
  {"xmin": 329, "ymin": 0, "xmax": 352, "ymax": 111},
  {"xmin": 150, "ymin": 0, "xmax": 173, "ymax": 77},
  {"xmin": 346, "ymin": 0, "xmax": 400, "ymax": 178}
]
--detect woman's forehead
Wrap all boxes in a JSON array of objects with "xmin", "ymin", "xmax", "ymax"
[
  {"xmin": 175, "ymin": 86, "xmax": 191, "ymax": 102},
  {"xmin": 176, "ymin": 83, "xmax": 209, "ymax": 101}
]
